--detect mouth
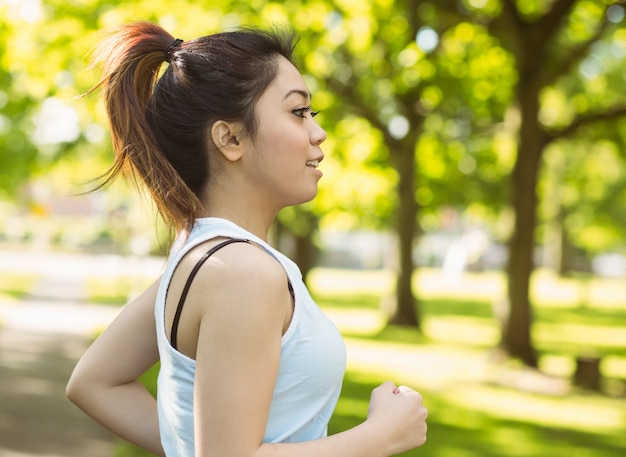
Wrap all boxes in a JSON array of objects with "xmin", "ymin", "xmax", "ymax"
[{"xmin": 306, "ymin": 160, "xmax": 320, "ymax": 169}]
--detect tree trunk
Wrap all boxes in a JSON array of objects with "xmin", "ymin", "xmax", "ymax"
[
  {"xmin": 273, "ymin": 215, "xmax": 317, "ymax": 284},
  {"xmin": 573, "ymin": 356, "xmax": 602, "ymax": 391},
  {"xmin": 502, "ymin": 85, "xmax": 543, "ymax": 367},
  {"xmin": 389, "ymin": 139, "xmax": 420, "ymax": 328},
  {"xmin": 294, "ymin": 230, "xmax": 315, "ymax": 284},
  {"xmin": 558, "ymin": 211, "xmax": 573, "ymax": 276}
]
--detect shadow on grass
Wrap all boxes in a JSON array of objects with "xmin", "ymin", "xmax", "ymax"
[
  {"xmin": 312, "ymin": 292, "xmax": 381, "ymax": 310},
  {"xmin": 319, "ymin": 291, "xmax": 626, "ymax": 358},
  {"xmin": 536, "ymin": 305, "xmax": 626, "ymax": 328},
  {"xmin": 330, "ymin": 371, "xmax": 626, "ymax": 457},
  {"xmin": 421, "ymin": 297, "xmax": 495, "ymax": 319},
  {"xmin": 0, "ymin": 287, "xmax": 33, "ymax": 301}
]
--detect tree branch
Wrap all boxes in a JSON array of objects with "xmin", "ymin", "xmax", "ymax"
[
  {"xmin": 546, "ymin": 104, "xmax": 626, "ymax": 141},
  {"xmin": 502, "ymin": 0, "xmax": 522, "ymax": 24},
  {"xmin": 407, "ymin": 0, "xmax": 420, "ymax": 38},
  {"xmin": 541, "ymin": 8, "xmax": 612, "ymax": 87},
  {"xmin": 487, "ymin": 0, "xmax": 525, "ymax": 57},
  {"xmin": 323, "ymin": 68, "xmax": 392, "ymax": 143},
  {"xmin": 535, "ymin": 0, "xmax": 578, "ymax": 46}
]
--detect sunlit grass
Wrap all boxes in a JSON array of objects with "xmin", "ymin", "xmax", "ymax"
[
  {"xmin": 0, "ymin": 272, "xmax": 39, "ymax": 302},
  {"xmin": 423, "ymin": 316, "xmax": 499, "ymax": 346},
  {"xmin": 535, "ymin": 321, "xmax": 626, "ymax": 354},
  {"xmin": 311, "ymin": 266, "xmax": 626, "ymax": 355},
  {"xmin": 85, "ymin": 276, "xmax": 154, "ymax": 305},
  {"xmin": 308, "ymin": 268, "xmax": 394, "ymax": 297},
  {"xmin": 445, "ymin": 384, "xmax": 625, "ymax": 432},
  {"xmin": 532, "ymin": 270, "xmax": 626, "ymax": 309},
  {"xmin": 310, "ymin": 265, "xmax": 626, "ymax": 307},
  {"xmin": 310, "ymin": 267, "xmax": 626, "ymax": 457},
  {"xmin": 604, "ymin": 357, "xmax": 626, "ymax": 379},
  {"xmin": 330, "ymin": 368, "xmax": 626, "ymax": 457}
]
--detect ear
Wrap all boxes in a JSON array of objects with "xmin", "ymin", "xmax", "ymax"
[{"xmin": 210, "ymin": 120, "xmax": 243, "ymax": 162}]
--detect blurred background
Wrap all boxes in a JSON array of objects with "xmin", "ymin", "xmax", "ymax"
[{"xmin": 0, "ymin": 0, "xmax": 625, "ymax": 456}]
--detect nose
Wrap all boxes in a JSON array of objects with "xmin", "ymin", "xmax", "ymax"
[{"xmin": 310, "ymin": 120, "xmax": 327, "ymax": 146}]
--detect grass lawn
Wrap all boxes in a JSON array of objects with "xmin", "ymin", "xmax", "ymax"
[
  {"xmin": 86, "ymin": 276, "xmax": 155, "ymax": 305},
  {"xmin": 311, "ymin": 267, "xmax": 626, "ymax": 457},
  {"xmin": 0, "ymin": 272, "xmax": 39, "ymax": 303},
  {"xmin": 106, "ymin": 267, "xmax": 626, "ymax": 456},
  {"xmin": 0, "ymin": 272, "xmax": 40, "ymax": 328}
]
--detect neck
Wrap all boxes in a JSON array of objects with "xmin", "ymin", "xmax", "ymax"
[
  {"xmin": 200, "ymin": 159, "xmax": 294, "ymax": 241},
  {"xmin": 200, "ymin": 190, "xmax": 279, "ymax": 243},
  {"xmin": 200, "ymin": 209, "xmax": 276, "ymax": 243}
]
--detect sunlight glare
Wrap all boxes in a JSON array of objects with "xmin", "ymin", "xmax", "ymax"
[
  {"xmin": 33, "ymin": 97, "xmax": 80, "ymax": 146},
  {"xmin": 416, "ymin": 26, "xmax": 438, "ymax": 53}
]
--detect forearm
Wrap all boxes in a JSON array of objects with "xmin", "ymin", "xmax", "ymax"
[
  {"xmin": 251, "ymin": 383, "xmax": 428, "ymax": 457},
  {"xmin": 67, "ymin": 279, "xmax": 163, "ymax": 454},
  {"xmin": 68, "ymin": 380, "xmax": 164, "ymax": 457},
  {"xmin": 258, "ymin": 421, "xmax": 393, "ymax": 457}
]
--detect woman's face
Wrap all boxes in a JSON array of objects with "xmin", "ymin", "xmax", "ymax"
[{"xmin": 242, "ymin": 57, "xmax": 327, "ymax": 209}]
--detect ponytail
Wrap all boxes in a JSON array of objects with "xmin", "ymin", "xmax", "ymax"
[
  {"xmin": 88, "ymin": 22, "xmax": 201, "ymax": 234},
  {"xmin": 87, "ymin": 21, "xmax": 298, "ymax": 236}
]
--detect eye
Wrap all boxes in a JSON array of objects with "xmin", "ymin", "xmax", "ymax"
[{"xmin": 292, "ymin": 106, "xmax": 319, "ymax": 119}]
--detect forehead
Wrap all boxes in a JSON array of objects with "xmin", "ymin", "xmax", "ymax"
[{"xmin": 264, "ymin": 57, "xmax": 310, "ymax": 101}]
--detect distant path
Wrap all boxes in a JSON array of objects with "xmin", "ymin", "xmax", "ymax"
[
  {"xmin": 0, "ymin": 327, "xmax": 115, "ymax": 457},
  {"xmin": 0, "ymin": 249, "xmax": 164, "ymax": 457}
]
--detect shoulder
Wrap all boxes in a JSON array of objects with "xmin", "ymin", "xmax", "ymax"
[
  {"xmin": 203, "ymin": 239, "xmax": 286, "ymax": 282},
  {"xmin": 179, "ymin": 239, "xmax": 290, "ymax": 307}
]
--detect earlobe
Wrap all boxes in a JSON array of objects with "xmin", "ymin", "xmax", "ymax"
[{"xmin": 210, "ymin": 120, "xmax": 243, "ymax": 161}]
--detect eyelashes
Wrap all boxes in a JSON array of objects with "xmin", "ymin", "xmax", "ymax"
[{"xmin": 292, "ymin": 106, "xmax": 319, "ymax": 118}]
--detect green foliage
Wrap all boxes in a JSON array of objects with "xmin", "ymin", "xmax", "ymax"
[
  {"xmin": 540, "ymin": 137, "xmax": 626, "ymax": 256},
  {"xmin": 535, "ymin": 4, "xmax": 626, "ymax": 258},
  {"xmin": 1, "ymin": 0, "xmax": 623, "ymax": 247},
  {"xmin": 2, "ymin": 0, "xmax": 626, "ymax": 313}
]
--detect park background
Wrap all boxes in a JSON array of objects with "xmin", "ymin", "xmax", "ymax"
[{"xmin": 0, "ymin": 0, "xmax": 625, "ymax": 456}]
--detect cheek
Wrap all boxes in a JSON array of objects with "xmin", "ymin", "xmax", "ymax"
[
  {"xmin": 253, "ymin": 133, "xmax": 281, "ymax": 166},
  {"xmin": 256, "ymin": 127, "xmax": 302, "ymax": 164},
  {"xmin": 253, "ymin": 115, "xmax": 310, "ymax": 166}
]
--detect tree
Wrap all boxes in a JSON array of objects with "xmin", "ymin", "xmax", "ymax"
[
  {"xmin": 297, "ymin": 0, "xmax": 476, "ymax": 328},
  {"xmin": 0, "ymin": 6, "xmax": 40, "ymax": 196},
  {"xmin": 484, "ymin": 0, "xmax": 626, "ymax": 365},
  {"xmin": 6, "ymin": 1, "xmax": 626, "ymax": 356}
]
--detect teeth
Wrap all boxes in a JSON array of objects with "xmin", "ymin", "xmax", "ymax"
[{"xmin": 306, "ymin": 160, "xmax": 319, "ymax": 168}]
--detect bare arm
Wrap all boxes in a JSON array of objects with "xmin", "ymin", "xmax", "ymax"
[
  {"xmin": 66, "ymin": 278, "xmax": 165, "ymax": 457},
  {"xmin": 191, "ymin": 245, "xmax": 428, "ymax": 457}
]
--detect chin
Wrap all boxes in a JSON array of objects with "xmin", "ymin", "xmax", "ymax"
[
  {"xmin": 288, "ymin": 188, "xmax": 319, "ymax": 207},
  {"xmin": 303, "ymin": 187, "xmax": 319, "ymax": 203}
]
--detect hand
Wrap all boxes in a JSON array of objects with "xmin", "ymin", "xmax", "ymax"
[{"xmin": 366, "ymin": 381, "xmax": 428, "ymax": 455}]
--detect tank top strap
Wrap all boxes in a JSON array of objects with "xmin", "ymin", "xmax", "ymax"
[{"xmin": 170, "ymin": 238, "xmax": 251, "ymax": 349}]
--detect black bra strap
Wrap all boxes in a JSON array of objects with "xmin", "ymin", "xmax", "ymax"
[{"xmin": 170, "ymin": 238, "xmax": 250, "ymax": 349}]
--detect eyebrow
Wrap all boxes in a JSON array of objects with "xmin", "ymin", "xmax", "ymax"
[{"xmin": 283, "ymin": 89, "xmax": 311, "ymax": 101}]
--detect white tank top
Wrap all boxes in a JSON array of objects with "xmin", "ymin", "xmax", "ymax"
[{"xmin": 155, "ymin": 218, "xmax": 346, "ymax": 456}]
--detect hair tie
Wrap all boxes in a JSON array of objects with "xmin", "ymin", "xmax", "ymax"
[{"xmin": 165, "ymin": 38, "xmax": 184, "ymax": 63}]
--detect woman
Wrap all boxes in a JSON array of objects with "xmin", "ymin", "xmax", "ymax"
[{"xmin": 66, "ymin": 21, "xmax": 428, "ymax": 457}]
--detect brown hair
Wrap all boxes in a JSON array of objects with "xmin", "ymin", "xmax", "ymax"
[{"xmin": 88, "ymin": 21, "xmax": 297, "ymax": 234}]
